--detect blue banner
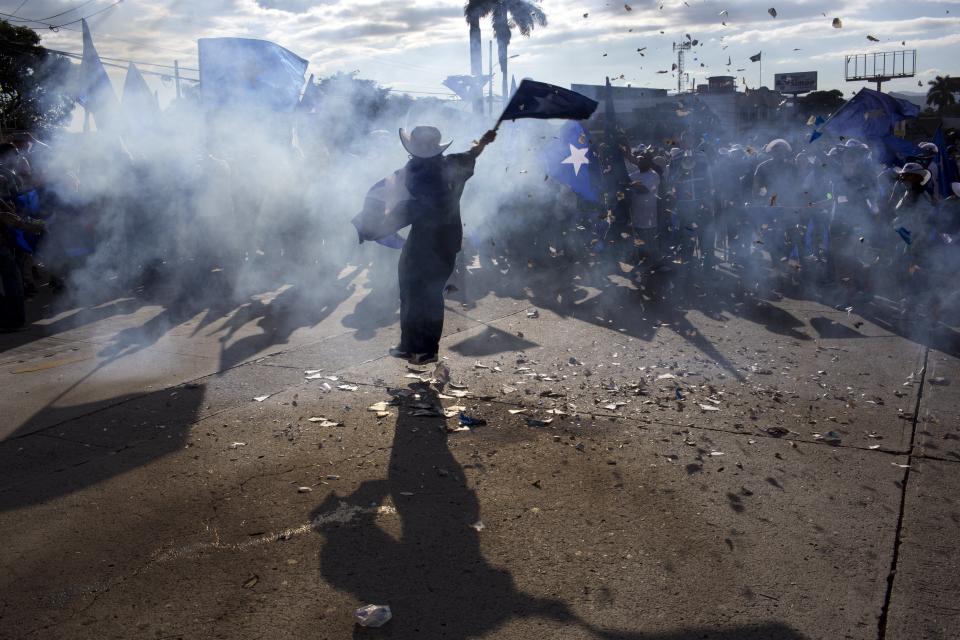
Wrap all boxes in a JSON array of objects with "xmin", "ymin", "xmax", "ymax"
[{"xmin": 199, "ymin": 38, "xmax": 308, "ymax": 112}]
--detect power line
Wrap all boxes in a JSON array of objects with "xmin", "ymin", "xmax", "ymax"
[
  {"xmin": 0, "ymin": 0, "xmax": 122, "ymax": 30},
  {"xmin": 34, "ymin": 0, "xmax": 97, "ymax": 22},
  {"xmin": 52, "ymin": 48, "xmax": 200, "ymax": 81},
  {"xmin": 0, "ymin": 38, "xmax": 200, "ymax": 82},
  {"xmin": 48, "ymin": 0, "xmax": 122, "ymax": 29},
  {"xmin": 8, "ymin": 0, "xmax": 31, "ymax": 19},
  {"xmin": 387, "ymin": 89, "xmax": 456, "ymax": 96}
]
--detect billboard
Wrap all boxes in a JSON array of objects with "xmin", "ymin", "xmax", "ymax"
[{"xmin": 774, "ymin": 71, "xmax": 818, "ymax": 94}]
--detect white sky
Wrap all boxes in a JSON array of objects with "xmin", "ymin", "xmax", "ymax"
[{"xmin": 8, "ymin": 0, "xmax": 960, "ymax": 106}]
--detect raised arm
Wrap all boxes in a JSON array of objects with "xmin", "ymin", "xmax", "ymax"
[{"xmin": 467, "ymin": 129, "xmax": 498, "ymax": 159}]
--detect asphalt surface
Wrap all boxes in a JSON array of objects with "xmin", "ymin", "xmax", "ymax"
[{"xmin": 1, "ymin": 257, "xmax": 958, "ymax": 639}]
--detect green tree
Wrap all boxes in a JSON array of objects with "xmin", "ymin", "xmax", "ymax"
[
  {"xmin": 0, "ymin": 20, "xmax": 75, "ymax": 134},
  {"xmin": 926, "ymin": 75, "xmax": 956, "ymax": 113},
  {"xmin": 309, "ymin": 72, "xmax": 392, "ymax": 148},
  {"xmin": 315, "ymin": 71, "xmax": 390, "ymax": 121},
  {"xmin": 490, "ymin": 0, "xmax": 546, "ymax": 106},
  {"xmin": 464, "ymin": 0, "xmax": 497, "ymax": 113},
  {"xmin": 796, "ymin": 89, "xmax": 845, "ymax": 118}
]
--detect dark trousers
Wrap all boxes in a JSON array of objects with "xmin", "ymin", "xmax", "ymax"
[{"xmin": 398, "ymin": 248, "xmax": 456, "ymax": 355}]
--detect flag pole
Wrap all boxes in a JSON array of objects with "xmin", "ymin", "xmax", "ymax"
[{"xmin": 759, "ymin": 51, "xmax": 762, "ymax": 89}]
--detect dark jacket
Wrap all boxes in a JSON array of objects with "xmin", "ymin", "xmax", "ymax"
[{"xmin": 402, "ymin": 153, "xmax": 476, "ymax": 259}]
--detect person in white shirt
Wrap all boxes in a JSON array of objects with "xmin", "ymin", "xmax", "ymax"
[{"xmin": 627, "ymin": 149, "xmax": 661, "ymax": 275}]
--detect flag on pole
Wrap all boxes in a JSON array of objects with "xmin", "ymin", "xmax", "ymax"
[
  {"xmin": 198, "ymin": 37, "xmax": 309, "ymax": 112},
  {"xmin": 934, "ymin": 127, "xmax": 959, "ymax": 199},
  {"xmin": 749, "ymin": 52, "xmax": 762, "ymax": 62},
  {"xmin": 351, "ymin": 168, "xmax": 415, "ymax": 249},
  {"xmin": 498, "ymin": 79, "xmax": 598, "ymax": 122},
  {"xmin": 78, "ymin": 19, "xmax": 119, "ymax": 129},
  {"xmin": 122, "ymin": 62, "xmax": 159, "ymax": 119},
  {"xmin": 544, "ymin": 121, "xmax": 598, "ymax": 201}
]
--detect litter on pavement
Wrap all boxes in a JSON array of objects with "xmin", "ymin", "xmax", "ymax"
[{"xmin": 355, "ymin": 604, "xmax": 392, "ymax": 628}]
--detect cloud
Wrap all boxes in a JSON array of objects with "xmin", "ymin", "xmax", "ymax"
[
  {"xmin": 254, "ymin": 0, "xmax": 329, "ymax": 13},
  {"xmin": 28, "ymin": 0, "xmax": 959, "ymax": 103}
]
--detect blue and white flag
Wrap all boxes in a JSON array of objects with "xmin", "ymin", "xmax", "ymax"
[
  {"xmin": 78, "ymin": 19, "xmax": 119, "ymax": 128},
  {"xmin": 198, "ymin": 38, "xmax": 308, "ymax": 112},
  {"xmin": 500, "ymin": 80, "xmax": 598, "ymax": 123},
  {"xmin": 122, "ymin": 62, "xmax": 159, "ymax": 121},
  {"xmin": 351, "ymin": 168, "xmax": 414, "ymax": 249},
  {"xmin": 543, "ymin": 121, "xmax": 599, "ymax": 202}
]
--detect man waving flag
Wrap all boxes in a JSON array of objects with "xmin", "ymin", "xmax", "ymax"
[{"xmin": 355, "ymin": 80, "xmax": 598, "ymax": 249}]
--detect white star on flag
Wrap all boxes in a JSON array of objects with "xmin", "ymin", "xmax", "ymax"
[{"xmin": 561, "ymin": 144, "xmax": 590, "ymax": 176}]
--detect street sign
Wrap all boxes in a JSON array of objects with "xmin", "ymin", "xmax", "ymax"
[{"xmin": 774, "ymin": 71, "xmax": 818, "ymax": 94}]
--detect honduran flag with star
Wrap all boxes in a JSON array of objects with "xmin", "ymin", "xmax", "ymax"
[
  {"xmin": 543, "ymin": 121, "xmax": 600, "ymax": 202},
  {"xmin": 499, "ymin": 79, "xmax": 599, "ymax": 123}
]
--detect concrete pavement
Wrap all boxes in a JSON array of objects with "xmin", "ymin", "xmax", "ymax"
[{"xmin": 0, "ymin": 259, "xmax": 957, "ymax": 639}]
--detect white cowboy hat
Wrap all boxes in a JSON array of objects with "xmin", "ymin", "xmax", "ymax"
[
  {"xmin": 895, "ymin": 162, "xmax": 932, "ymax": 186},
  {"xmin": 399, "ymin": 126, "xmax": 452, "ymax": 158},
  {"xmin": 843, "ymin": 138, "xmax": 870, "ymax": 151},
  {"xmin": 764, "ymin": 138, "xmax": 792, "ymax": 154}
]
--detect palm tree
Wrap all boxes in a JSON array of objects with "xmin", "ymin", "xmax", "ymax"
[
  {"xmin": 490, "ymin": 0, "xmax": 547, "ymax": 106},
  {"xmin": 926, "ymin": 75, "xmax": 956, "ymax": 113},
  {"xmin": 464, "ymin": 1, "xmax": 496, "ymax": 113}
]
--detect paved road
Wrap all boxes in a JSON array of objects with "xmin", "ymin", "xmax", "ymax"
[{"xmin": 1, "ymin": 259, "xmax": 957, "ymax": 639}]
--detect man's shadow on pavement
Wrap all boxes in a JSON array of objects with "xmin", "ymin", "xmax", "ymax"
[
  {"xmin": 310, "ymin": 386, "xmax": 577, "ymax": 637},
  {"xmin": 310, "ymin": 388, "xmax": 809, "ymax": 640}
]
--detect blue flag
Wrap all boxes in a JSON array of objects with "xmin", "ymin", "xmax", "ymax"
[
  {"xmin": 499, "ymin": 80, "xmax": 598, "ymax": 122},
  {"xmin": 198, "ymin": 38, "xmax": 308, "ymax": 112},
  {"xmin": 821, "ymin": 88, "xmax": 919, "ymax": 163},
  {"xmin": 78, "ymin": 19, "xmax": 119, "ymax": 129},
  {"xmin": 823, "ymin": 88, "xmax": 920, "ymax": 140},
  {"xmin": 351, "ymin": 168, "xmax": 415, "ymax": 249},
  {"xmin": 122, "ymin": 62, "xmax": 160, "ymax": 124},
  {"xmin": 934, "ymin": 127, "xmax": 959, "ymax": 199},
  {"xmin": 544, "ymin": 121, "xmax": 599, "ymax": 202}
]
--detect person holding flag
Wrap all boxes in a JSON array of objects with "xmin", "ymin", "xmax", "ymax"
[
  {"xmin": 355, "ymin": 80, "xmax": 597, "ymax": 365},
  {"xmin": 384, "ymin": 126, "xmax": 497, "ymax": 365}
]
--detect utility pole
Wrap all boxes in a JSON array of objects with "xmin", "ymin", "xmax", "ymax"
[
  {"xmin": 488, "ymin": 40, "xmax": 493, "ymax": 115},
  {"xmin": 174, "ymin": 60, "xmax": 182, "ymax": 99},
  {"xmin": 672, "ymin": 41, "xmax": 691, "ymax": 94}
]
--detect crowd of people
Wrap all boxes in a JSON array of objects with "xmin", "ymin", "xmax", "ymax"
[
  {"xmin": 481, "ymin": 127, "xmax": 960, "ymax": 322},
  {"xmin": 1, "ymin": 116, "xmax": 958, "ymax": 333},
  {"xmin": 616, "ymin": 131, "xmax": 960, "ymax": 312}
]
